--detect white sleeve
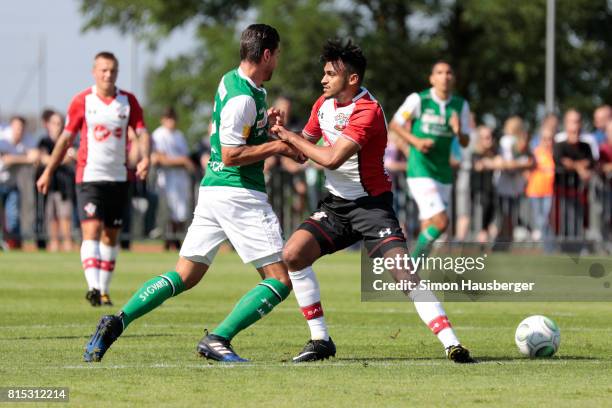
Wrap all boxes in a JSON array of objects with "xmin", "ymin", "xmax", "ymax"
[
  {"xmin": 176, "ymin": 131, "xmax": 190, "ymax": 156},
  {"xmin": 219, "ymin": 95, "xmax": 257, "ymax": 146},
  {"xmin": 460, "ymin": 100, "xmax": 472, "ymax": 135},
  {"xmin": 392, "ymin": 93, "xmax": 421, "ymax": 126},
  {"xmin": 151, "ymin": 127, "xmax": 163, "ymax": 152}
]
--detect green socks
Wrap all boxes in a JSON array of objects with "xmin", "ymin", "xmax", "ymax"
[
  {"xmin": 117, "ymin": 274, "xmax": 289, "ymax": 341},
  {"xmin": 411, "ymin": 224, "xmax": 442, "ymax": 259},
  {"xmin": 119, "ymin": 271, "xmax": 185, "ymax": 329},
  {"xmin": 212, "ymin": 278, "xmax": 290, "ymax": 340}
]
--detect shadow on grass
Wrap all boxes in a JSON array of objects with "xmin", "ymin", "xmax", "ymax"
[
  {"xmin": 335, "ymin": 355, "xmax": 602, "ymax": 363},
  {"xmin": 9, "ymin": 333, "xmax": 177, "ymax": 341}
]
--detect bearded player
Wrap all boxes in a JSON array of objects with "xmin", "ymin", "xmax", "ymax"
[{"xmin": 272, "ymin": 40, "xmax": 475, "ymax": 363}]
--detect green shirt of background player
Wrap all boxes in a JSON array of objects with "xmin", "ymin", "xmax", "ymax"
[{"xmin": 389, "ymin": 61, "xmax": 471, "ymax": 260}]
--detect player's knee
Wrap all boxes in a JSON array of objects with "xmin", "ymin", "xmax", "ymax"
[
  {"xmin": 433, "ymin": 213, "xmax": 449, "ymax": 232},
  {"xmin": 282, "ymin": 245, "xmax": 307, "ymax": 271}
]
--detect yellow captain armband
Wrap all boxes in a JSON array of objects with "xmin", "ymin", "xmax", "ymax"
[{"xmin": 242, "ymin": 125, "xmax": 251, "ymax": 139}]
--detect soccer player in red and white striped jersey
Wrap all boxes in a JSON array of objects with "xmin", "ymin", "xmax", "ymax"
[
  {"xmin": 37, "ymin": 52, "xmax": 151, "ymax": 306},
  {"xmin": 272, "ymin": 39, "xmax": 475, "ymax": 363}
]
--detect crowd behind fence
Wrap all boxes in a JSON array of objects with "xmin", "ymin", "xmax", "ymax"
[{"xmin": 1, "ymin": 105, "xmax": 612, "ymax": 254}]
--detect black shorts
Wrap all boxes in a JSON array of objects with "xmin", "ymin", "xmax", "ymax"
[
  {"xmin": 76, "ymin": 181, "xmax": 129, "ymax": 228},
  {"xmin": 298, "ymin": 192, "xmax": 406, "ymax": 258}
]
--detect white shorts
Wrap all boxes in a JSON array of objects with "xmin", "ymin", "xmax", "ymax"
[
  {"xmin": 162, "ymin": 178, "xmax": 191, "ymax": 222},
  {"xmin": 179, "ymin": 186, "xmax": 283, "ymax": 267},
  {"xmin": 407, "ymin": 177, "xmax": 451, "ymax": 220}
]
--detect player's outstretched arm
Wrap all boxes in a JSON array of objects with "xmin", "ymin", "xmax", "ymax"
[
  {"xmin": 221, "ymin": 140, "xmax": 302, "ymax": 167},
  {"xmin": 36, "ymin": 131, "xmax": 73, "ymax": 194},
  {"xmin": 272, "ymin": 125, "xmax": 359, "ymax": 170}
]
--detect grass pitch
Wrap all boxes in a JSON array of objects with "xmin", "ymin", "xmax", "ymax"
[{"xmin": 1, "ymin": 250, "xmax": 611, "ymax": 407}]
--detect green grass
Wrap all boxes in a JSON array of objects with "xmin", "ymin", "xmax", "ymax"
[{"xmin": 1, "ymin": 251, "xmax": 611, "ymax": 407}]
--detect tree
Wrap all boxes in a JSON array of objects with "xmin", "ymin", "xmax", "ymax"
[{"xmin": 80, "ymin": 0, "xmax": 612, "ymax": 140}]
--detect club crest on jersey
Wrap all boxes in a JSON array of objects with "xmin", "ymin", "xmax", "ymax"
[
  {"xmin": 84, "ymin": 202, "xmax": 97, "ymax": 217},
  {"xmin": 311, "ymin": 211, "xmax": 327, "ymax": 221},
  {"xmin": 334, "ymin": 113, "xmax": 349, "ymax": 131}
]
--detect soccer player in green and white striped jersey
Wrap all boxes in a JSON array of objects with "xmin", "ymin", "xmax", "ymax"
[
  {"xmin": 83, "ymin": 24, "xmax": 304, "ymax": 363},
  {"xmin": 390, "ymin": 61, "xmax": 471, "ymax": 260}
]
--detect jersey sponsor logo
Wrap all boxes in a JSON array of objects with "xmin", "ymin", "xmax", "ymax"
[
  {"xmin": 311, "ymin": 211, "xmax": 327, "ymax": 221},
  {"xmin": 378, "ymin": 227, "xmax": 392, "ymax": 237},
  {"xmin": 84, "ymin": 202, "xmax": 97, "ymax": 217},
  {"xmin": 209, "ymin": 160, "xmax": 225, "ymax": 172},
  {"xmin": 93, "ymin": 125, "xmax": 121, "ymax": 141},
  {"xmin": 334, "ymin": 113, "xmax": 349, "ymax": 131}
]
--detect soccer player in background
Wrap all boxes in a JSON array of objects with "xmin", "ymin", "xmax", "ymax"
[
  {"xmin": 271, "ymin": 40, "xmax": 474, "ymax": 363},
  {"xmin": 81, "ymin": 24, "xmax": 305, "ymax": 363},
  {"xmin": 389, "ymin": 62, "xmax": 470, "ymax": 261},
  {"xmin": 37, "ymin": 52, "xmax": 151, "ymax": 307}
]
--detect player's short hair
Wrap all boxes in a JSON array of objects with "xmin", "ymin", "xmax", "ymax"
[
  {"xmin": 162, "ymin": 107, "xmax": 177, "ymax": 120},
  {"xmin": 10, "ymin": 115, "xmax": 26, "ymax": 125},
  {"xmin": 41, "ymin": 109, "xmax": 55, "ymax": 123},
  {"xmin": 240, "ymin": 24, "xmax": 280, "ymax": 63},
  {"xmin": 321, "ymin": 39, "xmax": 367, "ymax": 85},
  {"xmin": 94, "ymin": 51, "xmax": 118, "ymax": 65},
  {"xmin": 431, "ymin": 60, "xmax": 453, "ymax": 74}
]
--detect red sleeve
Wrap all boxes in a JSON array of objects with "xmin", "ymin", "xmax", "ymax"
[
  {"xmin": 342, "ymin": 103, "xmax": 386, "ymax": 147},
  {"xmin": 302, "ymin": 95, "xmax": 326, "ymax": 141},
  {"xmin": 64, "ymin": 94, "xmax": 85, "ymax": 135},
  {"xmin": 127, "ymin": 93, "xmax": 146, "ymax": 131}
]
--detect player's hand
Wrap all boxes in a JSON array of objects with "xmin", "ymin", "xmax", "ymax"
[
  {"xmin": 36, "ymin": 172, "xmax": 51, "ymax": 195},
  {"xmin": 277, "ymin": 141, "xmax": 306, "ymax": 163},
  {"xmin": 136, "ymin": 156, "xmax": 150, "ymax": 180},
  {"xmin": 415, "ymin": 138, "xmax": 434, "ymax": 153},
  {"xmin": 271, "ymin": 124, "xmax": 290, "ymax": 141},
  {"xmin": 450, "ymin": 112, "xmax": 461, "ymax": 135},
  {"xmin": 267, "ymin": 107, "xmax": 283, "ymax": 128}
]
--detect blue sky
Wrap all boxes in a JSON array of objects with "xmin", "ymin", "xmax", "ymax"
[{"xmin": 0, "ymin": 0, "xmax": 195, "ymax": 121}]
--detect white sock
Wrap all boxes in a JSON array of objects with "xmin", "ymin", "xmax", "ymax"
[
  {"xmin": 80, "ymin": 240, "xmax": 100, "ymax": 290},
  {"xmin": 99, "ymin": 243, "xmax": 119, "ymax": 295},
  {"xmin": 289, "ymin": 266, "xmax": 329, "ymax": 341},
  {"xmin": 409, "ymin": 288, "xmax": 460, "ymax": 349}
]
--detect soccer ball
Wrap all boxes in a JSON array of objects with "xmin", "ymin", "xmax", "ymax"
[{"xmin": 515, "ymin": 315, "xmax": 561, "ymax": 358}]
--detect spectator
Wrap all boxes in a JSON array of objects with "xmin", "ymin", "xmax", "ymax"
[
  {"xmin": 525, "ymin": 125, "xmax": 555, "ymax": 251},
  {"xmin": 151, "ymin": 107, "xmax": 195, "ymax": 250},
  {"xmin": 38, "ymin": 112, "xmax": 76, "ymax": 252},
  {"xmin": 470, "ymin": 126, "xmax": 498, "ymax": 244},
  {"xmin": 592, "ymin": 104, "xmax": 611, "ymax": 145},
  {"xmin": 0, "ymin": 116, "xmax": 39, "ymax": 249},
  {"xmin": 598, "ymin": 120, "xmax": 612, "ymax": 251},
  {"xmin": 553, "ymin": 109, "xmax": 595, "ymax": 241},
  {"xmin": 495, "ymin": 116, "xmax": 534, "ymax": 245},
  {"xmin": 453, "ymin": 112, "xmax": 478, "ymax": 242},
  {"xmin": 555, "ymin": 109, "xmax": 599, "ymax": 160},
  {"xmin": 530, "ymin": 112, "xmax": 559, "ymax": 150},
  {"xmin": 34, "ymin": 109, "xmax": 58, "ymax": 249}
]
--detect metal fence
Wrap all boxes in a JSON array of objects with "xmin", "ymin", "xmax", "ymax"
[{"xmin": 3, "ymin": 163, "xmax": 611, "ymax": 253}]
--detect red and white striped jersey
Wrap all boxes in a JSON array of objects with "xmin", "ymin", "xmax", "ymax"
[
  {"xmin": 64, "ymin": 86, "xmax": 146, "ymax": 183},
  {"xmin": 303, "ymin": 88, "xmax": 391, "ymax": 200}
]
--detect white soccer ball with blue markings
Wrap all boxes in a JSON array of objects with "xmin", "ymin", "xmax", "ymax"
[{"xmin": 515, "ymin": 315, "xmax": 560, "ymax": 358}]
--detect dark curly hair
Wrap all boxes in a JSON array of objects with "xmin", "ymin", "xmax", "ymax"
[{"xmin": 321, "ymin": 39, "xmax": 367, "ymax": 85}]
